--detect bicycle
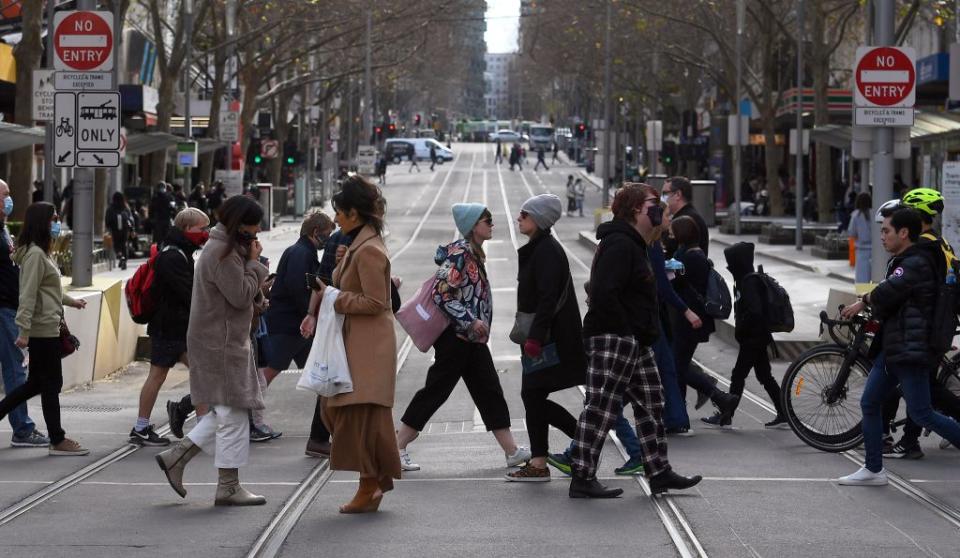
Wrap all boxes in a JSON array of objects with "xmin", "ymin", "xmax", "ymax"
[
  {"xmin": 779, "ymin": 308, "xmax": 877, "ymax": 452},
  {"xmin": 56, "ymin": 117, "xmax": 73, "ymax": 137},
  {"xmin": 781, "ymin": 306, "xmax": 960, "ymax": 453}
]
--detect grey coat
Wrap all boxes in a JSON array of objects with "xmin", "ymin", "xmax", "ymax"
[{"xmin": 187, "ymin": 224, "xmax": 269, "ymax": 410}]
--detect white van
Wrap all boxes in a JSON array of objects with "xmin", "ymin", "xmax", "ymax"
[{"xmin": 384, "ymin": 138, "xmax": 453, "ymax": 163}]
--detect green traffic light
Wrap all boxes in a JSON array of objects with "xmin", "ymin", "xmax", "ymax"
[
  {"xmin": 254, "ymin": 155, "xmax": 263, "ymax": 164},
  {"xmin": 286, "ymin": 156, "xmax": 295, "ymax": 164}
]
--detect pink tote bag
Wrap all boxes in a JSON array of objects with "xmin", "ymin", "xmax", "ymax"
[{"xmin": 396, "ymin": 275, "xmax": 451, "ymax": 352}]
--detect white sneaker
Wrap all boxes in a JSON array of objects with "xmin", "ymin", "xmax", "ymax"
[
  {"xmin": 837, "ymin": 467, "xmax": 888, "ymax": 486},
  {"xmin": 399, "ymin": 449, "xmax": 420, "ymax": 471},
  {"xmin": 939, "ymin": 437, "xmax": 953, "ymax": 450},
  {"xmin": 505, "ymin": 446, "xmax": 532, "ymax": 467}
]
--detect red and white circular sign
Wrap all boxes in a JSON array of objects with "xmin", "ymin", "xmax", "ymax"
[
  {"xmin": 854, "ymin": 46, "xmax": 916, "ymax": 108},
  {"xmin": 54, "ymin": 11, "xmax": 114, "ymax": 72},
  {"xmin": 261, "ymin": 140, "xmax": 279, "ymax": 159}
]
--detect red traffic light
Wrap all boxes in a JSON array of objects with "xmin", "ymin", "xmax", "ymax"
[
  {"xmin": 578, "ymin": 124, "xmax": 585, "ymax": 131},
  {"xmin": 389, "ymin": 124, "xmax": 396, "ymax": 131},
  {"xmin": 375, "ymin": 126, "xmax": 382, "ymax": 134}
]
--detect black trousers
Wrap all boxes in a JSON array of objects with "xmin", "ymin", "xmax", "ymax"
[
  {"xmin": 401, "ymin": 328, "xmax": 511, "ymax": 432},
  {"xmin": 729, "ymin": 343, "xmax": 783, "ymax": 416},
  {"xmin": 0, "ymin": 337, "xmax": 65, "ymax": 444},
  {"xmin": 309, "ymin": 395, "xmax": 331, "ymax": 442},
  {"xmin": 521, "ymin": 378, "xmax": 578, "ymax": 458},
  {"xmin": 672, "ymin": 334, "xmax": 718, "ymax": 401},
  {"xmin": 110, "ymin": 229, "xmax": 128, "ymax": 264}
]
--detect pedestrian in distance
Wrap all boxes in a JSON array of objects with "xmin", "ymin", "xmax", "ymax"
[
  {"xmin": 505, "ymin": 194, "xmax": 585, "ymax": 482},
  {"xmin": 667, "ymin": 217, "xmax": 738, "ymax": 425},
  {"xmin": 569, "ymin": 183, "xmax": 702, "ymax": 498},
  {"xmin": 299, "ymin": 175, "xmax": 402, "ymax": 514},
  {"xmin": 662, "ymin": 177, "xmax": 709, "ymax": 257},
  {"xmin": 207, "ymin": 181, "xmax": 226, "ymax": 223},
  {"xmin": 574, "ymin": 178, "xmax": 586, "ymax": 218},
  {"xmin": 534, "ymin": 146, "xmax": 549, "ymax": 171},
  {"xmin": 150, "ymin": 183, "xmax": 176, "ymax": 245},
  {"xmin": 188, "ymin": 183, "xmax": 208, "ymax": 213},
  {"xmin": 155, "ymin": 195, "xmax": 269, "ymax": 506},
  {"xmin": 130, "ymin": 208, "xmax": 210, "ymax": 447},
  {"xmin": 429, "ymin": 143, "xmax": 438, "ymax": 172},
  {"xmin": 565, "ymin": 175, "xmax": 576, "ymax": 216},
  {"xmin": 838, "ymin": 208, "xmax": 960, "ymax": 486},
  {"xmin": 847, "ymin": 192, "xmax": 872, "ymax": 284},
  {"xmin": 376, "ymin": 155, "xmax": 388, "ymax": 185},
  {"xmin": 0, "ymin": 202, "xmax": 89, "ymax": 456},
  {"xmin": 552, "ymin": 141, "xmax": 560, "ymax": 164},
  {"xmin": 105, "ymin": 191, "xmax": 134, "ymax": 271},
  {"xmin": 408, "ymin": 144, "xmax": 421, "ymax": 173},
  {"xmin": 396, "ymin": 203, "xmax": 531, "ymax": 472},
  {"xmin": 495, "ymin": 138, "xmax": 503, "ymax": 165},
  {"xmin": 509, "ymin": 143, "xmax": 519, "ymax": 171},
  {"xmin": 702, "ymin": 241, "xmax": 786, "ymax": 428},
  {"xmin": 257, "ymin": 210, "xmax": 335, "ymax": 452},
  {"xmin": 0, "ymin": 182, "xmax": 50, "ymax": 448}
]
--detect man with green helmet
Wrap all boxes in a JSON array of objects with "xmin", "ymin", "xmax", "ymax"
[{"xmin": 877, "ymin": 187, "xmax": 957, "ymax": 272}]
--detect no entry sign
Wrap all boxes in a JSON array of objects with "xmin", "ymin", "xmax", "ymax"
[
  {"xmin": 854, "ymin": 46, "xmax": 916, "ymax": 108},
  {"xmin": 54, "ymin": 11, "xmax": 114, "ymax": 72}
]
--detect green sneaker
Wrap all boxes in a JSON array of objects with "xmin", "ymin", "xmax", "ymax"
[
  {"xmin": 614, "ymin": 457, "xmax": 644, "ymax": 476},
  {"xmin": 546, "ymin": 452, "xmax": 572, "ymax": 476}
]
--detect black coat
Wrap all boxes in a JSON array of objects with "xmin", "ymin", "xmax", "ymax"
[
  {"xmin": 670, "ymin": 246, "xmax": 715, "ymax": 343},
  {"xmin": 583, "ymin": 220, "xmax": 660, "ymax": 345},
  {"xmin": 104, "ymin": 204, "xmax": 133, "ymax": 235},
  {"xmin": 517, "ymin": 233, "xmax": 586, "ymax": 390},
  {"xmin": 664, "ymin": 203, "xmax": 710, "ymax": 258},
  {"xmin": 147, "ymin": 228, "xmax": 199, "ymax": 341},
  {"xmin": 264, "ymin": 236, "xmax": 320, "ymax": 336},
  {"xmin": 724, "ymin": 241, "xmax": 772, "ymax": 346},
  {"xmin": 868, "ymin": 240, "xmax": 943, "ymax": 368}
]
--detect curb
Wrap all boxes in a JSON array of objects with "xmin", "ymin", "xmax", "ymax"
[{"xmin": 710, "ymin": 236, "xmax": 853, "ymax": 283}]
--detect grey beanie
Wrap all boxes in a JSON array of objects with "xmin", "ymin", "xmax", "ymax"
[{"xmin": 521, "ymin": 194, "xmax": 563, "ymax": 231}]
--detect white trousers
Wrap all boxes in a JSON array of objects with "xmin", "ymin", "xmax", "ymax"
[{"xmin": 187, "ymin": 405, "xmax": 250, "ymax": 469}]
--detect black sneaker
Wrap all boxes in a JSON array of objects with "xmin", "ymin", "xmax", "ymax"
[
  {"xmin": 11, "ymin": 429, "xmax": 50, "ymax": 448},
  {"xmin": 764, "ymin": 416, "xmax": 790, "ymax": 430},
  {"xmin": 881, "ymin": 434, "xmax": 895, "ymax": 454},
  {"xmin": 546, "ymin": 452, "xmax": 572, "ymax": 476},
  {"xmin": 166, "ymin": 396, "xmax": 191, "ymax": 439},
  {"xmin": 130, "ymin": 425, "xmax": 171, "ymax": 447},
  {"xmin": 694, "ymin": 379, "xmax": 718, "ymax": 410},
  {"xmin": 701, "ymin": 412, "xmax": 732, "ymax": 429},
  {"xmin": 249, "ymin": 425, "xmax": 273, "ymax": 443},
  {"xmin": 883, "ymin": 442, "xmax": 924, "ymax": 460}
]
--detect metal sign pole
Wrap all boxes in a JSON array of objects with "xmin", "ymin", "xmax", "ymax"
[
  {"xmin": 795, "ymin": 0, "xmax": 805, "ymax": 251},
  {"xmin": 44, "ymin": 0, "xmax": 56, "ymax": 203},
  {"xmin": 871, "ymin": 0, "xmax": 895, "ymax": 282},
  {"xmin": 71, "ymin": 0, "xmax": 97, "ymax": 287}
]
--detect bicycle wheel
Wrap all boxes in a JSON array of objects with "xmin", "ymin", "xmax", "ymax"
[{"xmin": 780, "ymin": 345, "xmax": 871, "ymax": 452}]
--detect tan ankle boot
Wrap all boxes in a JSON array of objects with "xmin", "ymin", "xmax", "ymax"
[
  {"xmin": 339, "ymin": 477, "xmax": 383, "ymax": 514},
  {"xmin": 155, "ymin": 438, "xmax": 202, "ymax": 497},
  {"xmin": 215, "ymin": 468, "xmax": 266, "ymax": 506}
]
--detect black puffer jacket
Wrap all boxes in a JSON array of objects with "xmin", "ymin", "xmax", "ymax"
[
  {"xmin": 147, "ymin": 228, "xmax": 199, "ymax": 341},
  {"xmin": 724, "ymin": 242, "xmax": 773, "ymax": 346},
  {"xmin": 868, "ymin": 240, "xmax": 942, "ymax": 367},
  {"xmin": 583, "ymin": 219, "xmax": 659, "ymax": 345}
]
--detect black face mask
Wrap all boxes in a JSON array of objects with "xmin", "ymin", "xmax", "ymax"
[
  {"xmin": 237, "ymin": 230, "xmax": 257, "ymax": 246},
  {"xmin": 646, "ymin": 205, "xmax": 664, "ymax": 227}
]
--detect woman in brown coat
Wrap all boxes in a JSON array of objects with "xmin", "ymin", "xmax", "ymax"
[
  {"xmin": 301, "ymin": 175, "xmax": 401, "ymax": 513},
  {"xmin": 156, "ymin": 195, "xmax": 270, "ymax": 506}
]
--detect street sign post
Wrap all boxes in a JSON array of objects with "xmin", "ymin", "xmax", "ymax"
[
  {"xmin": 53, "ymin": 92, "xmax": 76, "ymax": 167},
  {"xmin": 53, "ymin": 11, "xmax": 114, "ymax": 72},
  {"xmin": 54, "ymin": 71, "xmax": 113, "ymax": 91},
  {"xmin": 76, "ymin": 92, "xmax": 120, "ymax": 150},
  {"xmin": 33, "ymin": 69, "xmax": 55, "ymax": 121},
  {"xmin": 219, "ymin": 109, "xmax": 239, "ymax": 142},
  {"xmin": 260, "ymin": 139, "xmax": 279, "ymax": 159},
  {"xmin": 177, "ymin": 141, "xmax": 198, "ymax": 167},
  {"xmin": 853, "ymin": 47, "xmax": 916, "ymax": 128}
]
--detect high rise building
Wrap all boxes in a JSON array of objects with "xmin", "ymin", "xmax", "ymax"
[{"xmin": 484, "ymin": 53, "xmax": 515, "ymax": 119}]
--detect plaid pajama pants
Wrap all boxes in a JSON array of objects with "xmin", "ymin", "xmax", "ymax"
[{"xmin": 571, "ymin": 334, "xmax": 668, "ymax": 479}]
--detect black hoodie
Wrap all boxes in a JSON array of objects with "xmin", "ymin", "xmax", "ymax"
[
  {"xmin": 583, "ymin": 219, "xmax": 659, "ymax": 345},
  {"xmin": 723, "ymin": 242, "xmax": 772, "ymax": 346},
  {"xmin": 868, "ymin": 238, "xmax": 943, "ymax": 367},
  {"xmin": 148, "ymin": 228, "xmax": 200, "ymax": 341}
]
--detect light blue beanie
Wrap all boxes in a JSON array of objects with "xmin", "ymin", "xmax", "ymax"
[{"xmin": 452, "ymin": 203, "xmax": 487, "ymax": 238}]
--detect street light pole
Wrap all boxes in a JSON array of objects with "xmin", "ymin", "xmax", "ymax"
[
  {"xmin": 224, "ymin": 0, "xmax": 236, "ymax": 188},
  {"xmin": 795, "ymin": 0, "xmax": 805, "ymax": 251},
  {"xmin": 871, "ymin": 0, "xmax": 895, "ymax": 281},
  {"xmin": 733, "ymin": 0, "xmax": 744, "ymax": 235},
  {"xmin": 601, "ymin": 0, "xmax": 612, "ymax": 207},
  {"xmin": 363, "ymin": 8, "xmax": 372, "ymax": 145},
  {"xmin": 183, "ymin": 0, "xmax": 194, "ymax": 194}
]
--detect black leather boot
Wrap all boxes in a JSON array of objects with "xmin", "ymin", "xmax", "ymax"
[
  {"xmin": 649, "ymin": 468, "xmax": 703, "ymax": 495},
  {"xmin": 569, "ymin": 475, "xmax": 624, "ymax": 499}
]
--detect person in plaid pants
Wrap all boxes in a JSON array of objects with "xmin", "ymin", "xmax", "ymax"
[{"xmin": 570, "ymin": 183, "xmax": 703, "ymax": 498}]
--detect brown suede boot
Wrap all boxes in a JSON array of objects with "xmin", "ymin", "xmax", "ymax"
[
  {"xmin": 155, "ymin": 438, "xmax": 202, "ymax": 497},
  {"xmin": 214, "ymin": 468, "xmax": 266, "ymax": 506},
  {"xmin": 339, "ymin": 477, "xmax": 383, "ymax": 514}
]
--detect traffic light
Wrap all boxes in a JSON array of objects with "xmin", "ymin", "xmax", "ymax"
[
  {"xmin": 282, "ymin": 141, "xmax": 301, "ymax": 166},
  {"xmin": 375, "ymin": 126, "xmax": 383, "ymax": 141},
  {"xmin": 388, "ymin": 123, "xmax": 397, "ymax": 137},
  {"xmin": 414, "ymin": 114, "xmax": 421, "ymax": 127},
  {"xmin": 576, "ymin": 123, "xmax": 586, "ymax": 138},
  {"xmin": 254, "ymin": 154, "xmax": 263, "ymax": 165},
  {"xmin": 662, "ymin": 141, "xmax": 677, "ymax": 166}
]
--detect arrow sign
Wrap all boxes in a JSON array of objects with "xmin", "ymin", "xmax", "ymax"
[
  {"xmin": 93, "ymin": 154, "xmax": 104, "ymax": 164},
  {"xmin": 57, "ymin": 150, "xmax": 72, "ymax": 164}
]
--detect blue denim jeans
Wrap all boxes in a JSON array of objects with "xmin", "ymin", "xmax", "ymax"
[
  {"xmin": 652, "ymin": 334, "xmax": 689, "ymax": 429},
  {"xmin": 564, "ymin": 408, "xmax": 643, "ymax": 461},
  {"xmin": 0, "ymin": 308, "xmax": 35, "ymax": 437},
  {"xmin": 861, "ymin": 352, "xmax": 960, "ymax": 472}
]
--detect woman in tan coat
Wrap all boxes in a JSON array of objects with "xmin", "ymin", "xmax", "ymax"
[
  {"xmin": 156, "ymin": 195, "xmax": 269, "ymax": 506},
  {"xmin": 301, "ymin": 175, "xmax": 401, "ymax": 513}
]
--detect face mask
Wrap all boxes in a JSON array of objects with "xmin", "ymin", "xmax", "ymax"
[
  {"xmin": 2, "ymin": 196, "xmax": 12, "ymax": 216},
  {"xmin": 646, "ymin": 205, "xmax": 664, "ymax": 227},
  {"xmin": 184, "ymin": 230, "xmax": 210, "ymax": 247},
  {"xmin": 237, "ymin": 230, "xmax": 256, "ymax": 246},
  {"xmin": 50, "ymin": 221, "xmax": 61, "ymax": 239}
]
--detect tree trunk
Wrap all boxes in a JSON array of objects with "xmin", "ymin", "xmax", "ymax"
[
  {"xmin": 147, "ymin": 78, "xmax": 177, "ymax": 187},
  {"xmin": 199, "ymin": 11, "xmax": 227, "ymax": 187},
  {"xmin": 269, "ymin": 91, "xmax": 294, "ymax": 196},
  {"xmin": 10, "ymin": 0, "xmax": 44, "ymax": 220},
  {"xmin": 811, "ymin": 4, "xmax": 834, "ymax": 223},
  {"xmin": 762, "ymin": 115, "xmax": 784, "ymax": 217}
]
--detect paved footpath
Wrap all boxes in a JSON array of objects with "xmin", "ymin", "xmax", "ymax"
[{"xmin": 0, "ymin": 144, "xmax": 956, "ymax": 557}]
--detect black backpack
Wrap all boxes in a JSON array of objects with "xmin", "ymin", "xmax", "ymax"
[
  {"xmin": 748, "ymin": 265, "xmax": 795, "ymax": 333},
  {"xmin": 929, "ymin": 259, "xmax": 959, "ymax": 355},
  {"xmin": 700, "ymin": 258, "xmax": 732, "ymax": 320}
]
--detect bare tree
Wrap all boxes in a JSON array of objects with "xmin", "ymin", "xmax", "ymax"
[{"xmin": 9, "ymin": 0, "xmax": 44, "ymax": 219}]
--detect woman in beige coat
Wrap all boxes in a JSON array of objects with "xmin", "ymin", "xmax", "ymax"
[
  {"xmin": 156, "ymin": 195, "xmax": 269, "ymax": 506},
  {"xmin": 301, "ymin": 175, "xmax": 401, "ymax": 513}
]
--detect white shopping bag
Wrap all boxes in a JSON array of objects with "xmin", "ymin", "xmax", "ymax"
[{"xmin": 297, "ymin": 287, "xmax": 353, "ymax": 397}]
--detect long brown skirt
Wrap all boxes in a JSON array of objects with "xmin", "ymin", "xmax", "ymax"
[{"xmin": 322, "ymin": 401, "xmax": 402, "ymax": 492}]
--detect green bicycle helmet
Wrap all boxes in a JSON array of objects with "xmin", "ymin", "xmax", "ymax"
[{"xmin": 901, "ymin": 187, "xmax": 945, "ymax": 217}]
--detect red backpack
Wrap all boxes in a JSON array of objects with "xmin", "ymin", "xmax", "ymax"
[{"xmin": 125, "ymin": 244, "xmax": 184, "ymax": 324}]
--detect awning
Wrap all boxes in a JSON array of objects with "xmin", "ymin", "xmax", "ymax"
[
  {"xmin": 0, "ymin": 121, "xmax": 44, "ymax": 153},
  {"xmin": 125, "ymin": 132, "xmax": 182, "ymax": 156},
  {"xmin": 197, "ymin": 138, "xmax": 227, "ymax": 155},
  {"xmin": 811, "ymin": 110, "xmax": 960, "ymax": 149}
]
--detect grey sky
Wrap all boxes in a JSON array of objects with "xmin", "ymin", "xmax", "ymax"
[{"xmin": 485, "ymin": 0, "xmax": 520, "ymax": 54}]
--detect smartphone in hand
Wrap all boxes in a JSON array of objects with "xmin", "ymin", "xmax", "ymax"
[{"xmin": 305, "ymin": 273, "xmax": 324, "ymax": 291}]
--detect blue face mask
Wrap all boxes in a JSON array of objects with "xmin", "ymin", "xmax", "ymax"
[
  {"xmin": 2, "ymin": 196, "xmax": 11, "ymax": 217},
  {"xmin": 50, "ymin": 221, "xmax": 61, "ymax": 239}
]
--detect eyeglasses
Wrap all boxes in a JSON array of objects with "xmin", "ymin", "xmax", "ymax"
[
  {"xmin": 519, "ymin": 210, "xmax": 529, "ymax": 219},
  {"xmin": 662, "ymin": 189, "xmax": 676, "ymax": 196}
]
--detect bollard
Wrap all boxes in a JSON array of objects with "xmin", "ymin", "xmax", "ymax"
[{"xmin": 848, "ymin": 236, "xmax": 856, "ymax": 268}]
